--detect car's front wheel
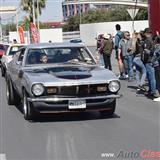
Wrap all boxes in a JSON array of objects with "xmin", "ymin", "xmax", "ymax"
[
  {"xmin": 6, "ymin": 79, "xmax": 20, "ymax": 105},
  {"xmin": 100, "ymin": 99, "xmax": 116, "ymax": 116},
  {"xmin": 22, "ymin": 90, "xmax": 35, "ymax": 120}
]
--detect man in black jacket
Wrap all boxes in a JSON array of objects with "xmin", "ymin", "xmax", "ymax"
[{"xmin": 143, "ymin": 28, "xmax": 159, "ymax": 98}]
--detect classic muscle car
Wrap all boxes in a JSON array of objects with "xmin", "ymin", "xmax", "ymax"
[{"xmin": 6, "ymin": 42, "xmax": 121, "ymax": 120}]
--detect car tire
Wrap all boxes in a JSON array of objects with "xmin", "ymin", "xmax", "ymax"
[
  {"xmin": 22, "ymin": 90, "xmax": 35, "ymax": 121},
  {"xmin": 1, "ymin": 66, "xmax": 5, "ymax": 77},
  {"xmin": 100, "ymin": 99, "xmax": 116, "ymax": 116},
  {"xmin": 6, "ymin": 79, "xmax": 20, "ymax": 105}
]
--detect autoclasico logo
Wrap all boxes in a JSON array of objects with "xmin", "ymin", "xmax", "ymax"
[
  {"xmin": 101, "ymin": 150, "xmax": 160, "ymax": 159},
  {"xmin": 117, "ymin": 150, "xmax": 160, "ymax": 159}
]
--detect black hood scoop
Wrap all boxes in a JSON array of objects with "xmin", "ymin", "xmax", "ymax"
[{"xmin": 27, "ymin": 66, "xmax": 94, "ymax": 80}]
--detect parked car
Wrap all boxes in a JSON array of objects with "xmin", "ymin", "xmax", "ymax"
[
  {"xmin": 1, "ymin": 44, "xmax": 26, "ymax": 77},
  {"xmin": 6, "ymin": 42, "xmax": 121, "ymax": 120},
  {"xmin": 0, "ymin": 43, "xmax": 9, "ymax": 65}
]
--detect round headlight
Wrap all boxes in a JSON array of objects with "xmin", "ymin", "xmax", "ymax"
[
  {"xmin": 32, "ymin": 84, "xmax": 44, "ymax": 96},
  {"xmin": 108, "ymin": 81, "xmax": 120, "ymax": 93}
]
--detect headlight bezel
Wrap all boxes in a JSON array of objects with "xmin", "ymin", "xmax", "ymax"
[
  {"xmin": 108, "ymin": 81, "xmax": 120, "ymax": 93},
  {"xmin": 31, "ymin": 83, "xmax": 45, "ymax": 96}
]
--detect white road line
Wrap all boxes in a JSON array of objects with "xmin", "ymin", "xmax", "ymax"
[{"xmin": 0, "ymin": 154, "xmax": 7, "ymax": 160}]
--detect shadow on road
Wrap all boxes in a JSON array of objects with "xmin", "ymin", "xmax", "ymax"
[{"xmin": 34, "ymin": 112, "xmax": 120, "ymax": 123}]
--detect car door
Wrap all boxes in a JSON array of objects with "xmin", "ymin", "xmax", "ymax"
[{"xmin": 11, "ymin": 48, "xmax": 26, "ymax": 92}]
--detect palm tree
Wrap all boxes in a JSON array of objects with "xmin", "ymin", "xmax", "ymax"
[{"xmin": 21, "ymin": 0, "xmax": 46, "ymax": 23}]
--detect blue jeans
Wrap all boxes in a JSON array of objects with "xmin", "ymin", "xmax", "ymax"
[
  {"xmin": 99, "ymin": 54, "xmax": 105, "ymax": 67},
  {"xmin": 133, "ymin": 57, "xmax": 146, "ymax": 86},
  {"xmin": 145, "ymin": 63, "xmax": 157, "ymax": 94},
  {"xmin": 123, "ymin": 55, "xmax": 134, "ymax": 78}
]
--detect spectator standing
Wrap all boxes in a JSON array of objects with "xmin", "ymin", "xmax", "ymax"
[
  {"xmin": 100, "ymin": 34, "xmax": 113, "ymax": 70},
  {"xmin": 142, "ymin": 28, "xmax": 159, "ymax": 98},
  {"xmin": 114, "ymin": 24, "xmax": 124, "ymax": 78},
  {"xmin": 98, "ymin": 35, "xmax": 105, "ymax": 67},
  {"xmin": 133, "ymin": 32, "xmax": 147, "ymax": 91},
  {"xmin": 153, "ymin": 36, "xmax": 160, "ymax": 101},
  {"xmin": 118, "ymin": 31, "xmax": 134, "ymax": 81}
]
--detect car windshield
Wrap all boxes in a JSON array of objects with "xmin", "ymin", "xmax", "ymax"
[
  {"xmin": 26, "ymin": 47, "xmax": 95, "ymax": 65},
  {"xmin": 8, "ymin": 46, "xmax": 24, "ymax": 55}
]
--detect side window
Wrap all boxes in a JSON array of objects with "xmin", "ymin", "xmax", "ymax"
[{"xmin": 18, "ymin": 48, "xmax": 26, "ymax": 62}]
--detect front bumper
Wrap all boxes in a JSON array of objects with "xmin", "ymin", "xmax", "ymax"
[{"xmin": 27, "ymin": 94, "xmax": 122, "ymax": 113}]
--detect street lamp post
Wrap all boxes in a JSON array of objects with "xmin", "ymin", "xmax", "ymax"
[
  {"xmin": 36, "ymin": 0, "xmax": 40, "ymax": 42},
  {"xmin": 79, "ymin": 1, "xmax": 82, "ymax": 24},
  {"xmin": 37, "ymin": 0, "xmax": 40, "ymax": 32},
  {"xmin": 32, "ymin": 0, "xmax": 36, "ymax": 25}
]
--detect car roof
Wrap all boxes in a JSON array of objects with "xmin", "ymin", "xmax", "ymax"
[{"xmin": 26, "ymin": 42, "xmax": 85, "ymax": 49}]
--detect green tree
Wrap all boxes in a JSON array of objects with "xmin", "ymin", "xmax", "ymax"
[
  {"xmin": 19, "ymin": 16, "xmax": 30, "ymax": 31},
  {"xmin": 63, "ymin": 7, "xmax": 147, "ymax": 32},
  {"xmin": 21, "ymin": 0, "xmax": 46, "ymax": 22},
  {"xmin": 135, "ymin": 8, "xmax": 148, "ymax": 20}
]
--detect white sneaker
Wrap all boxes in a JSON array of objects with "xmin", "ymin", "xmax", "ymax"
[
  {"xmin": 125, "ymin": 74, "xmax": 129, "ymax": 79},
  {"xmin": 153, "ymin": 97, "xmax": 160, "ymax": 102}
]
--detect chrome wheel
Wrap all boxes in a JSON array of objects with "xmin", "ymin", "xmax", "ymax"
[
  {"xmin": 22, "ymin": 91, "xmax": 35, "ymax": 120},
  {"xmin": 23, "ymin": 94, "xmax": 27, "ymax": 116},
  {"xmin": 6, "ymin": 82, "xmax": 9, "ymax": 101}
]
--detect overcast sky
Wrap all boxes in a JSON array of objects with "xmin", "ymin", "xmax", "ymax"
[{"xmin": 0, "ymin": 0, "xmax": 64, "ymax": 23}]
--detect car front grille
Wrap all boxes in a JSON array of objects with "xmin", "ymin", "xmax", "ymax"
[{"xmin": 46, "ymin": 84, "xmax": 109, "ymax": 96}]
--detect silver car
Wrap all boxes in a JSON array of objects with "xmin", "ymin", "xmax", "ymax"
[
  {"xmin": 6, "ymin": 42, "xmax": 121, "ymax": 120},
  {"xmin": 1, "ymin": 44, "xmax": 26, "ymax": 77}
]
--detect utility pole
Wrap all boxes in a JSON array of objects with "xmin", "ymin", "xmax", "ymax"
[
  {"xmin": 79, "ymin": 1, "xmax": 81, "ymax": 24},
  {"xmin": 36, "ymin": 0, "xmax": 40, "ymax": 42},
  {"xmin": 32, "ymin": 0, "xmax": 36, "ymax": 25},
  {"xmin": 37, "ymin": 0, "xmax": 40, "ymax": 32}
]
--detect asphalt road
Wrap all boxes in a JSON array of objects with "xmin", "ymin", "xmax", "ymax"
[{"xmin": 0, "ymin": 48, "xmax": 160, "ymax": 160}]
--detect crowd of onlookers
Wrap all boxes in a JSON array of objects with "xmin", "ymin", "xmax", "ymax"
[{"xmin": 96, "ymin": 24, "xmax": 160, "ymax": 102}]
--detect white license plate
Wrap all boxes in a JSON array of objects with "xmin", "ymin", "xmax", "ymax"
[{"xmin": 68, "ymin": 100, "xmax": 86, "ymax": 109}]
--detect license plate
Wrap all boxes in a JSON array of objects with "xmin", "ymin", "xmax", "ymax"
[{"xmin": 68, "ymin": 100, "xmax": 86, "ymax": 109}]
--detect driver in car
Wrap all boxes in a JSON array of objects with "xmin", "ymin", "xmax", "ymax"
[{"xmin": 40, "ymin": 54, "xmax": 48, "ymax": 63}]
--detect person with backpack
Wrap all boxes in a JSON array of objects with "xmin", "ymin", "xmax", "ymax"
[
  {"xmin": 100, "ymin": 34, "xmax": 113, "ymax": 70},
  {"xmin": 114, "ymin": 24, "xmax": 125, "ymax": 79}
]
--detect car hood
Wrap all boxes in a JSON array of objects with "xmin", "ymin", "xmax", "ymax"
[{"xmin": 24, "ymin": 65, "xmax": 118, "ymax": 86}]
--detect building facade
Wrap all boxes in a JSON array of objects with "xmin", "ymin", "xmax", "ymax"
[
  {"xmin": 62, "ymin": 0, "xmax": 147, "ymax": 20},
  {"xmin": 62, "ymin": 0, "xmax": 91, "ymax": 20}
]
